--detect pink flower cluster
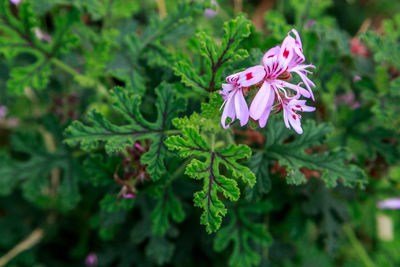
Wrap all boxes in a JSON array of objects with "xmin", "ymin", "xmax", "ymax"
[{"xmin": 220, "ymin": 29, "xmax": 316, "ymax": 134}]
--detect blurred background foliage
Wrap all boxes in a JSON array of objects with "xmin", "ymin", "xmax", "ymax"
[{"xmin": 0, "ymin": 0, "xmax": 400, "ymax": 266}]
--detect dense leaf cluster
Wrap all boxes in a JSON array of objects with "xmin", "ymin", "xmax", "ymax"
[{"xmin": 0, "ymin": 0, "xmax": 399, "ymax": 266}]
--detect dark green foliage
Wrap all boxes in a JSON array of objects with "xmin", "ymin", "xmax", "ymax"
[
  {"xmin": 214, "ymin": 200, "xmax": 273, "ymax": 267},
  {"xmin": 65, "ymin": 83, "xmax": 185, "ymax": 180},
  {"xmin": 265, "ymin": 119, "xmax": 367, "ymax": 188},
  {"xmin": 0, "ymin": 132, "xmax": 81, "ymax": 211},
  {"xmin": 174, "ymin": 14, "xmax": 251, "ymax": 94},
  {"xmin": 151, "ymin": 186, "xmax": 185, "ymax": 235},
  {"xmin": 1, "ymin": 0, "xmax": 399, "ymax": 266},
  {"xmin": 0, "ymin": 1, "xmax": 79, "ymax": 94}
]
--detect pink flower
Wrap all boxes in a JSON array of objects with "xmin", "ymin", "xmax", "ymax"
[
  {"xmin": 219, "ymin": 29, "xmax": 316, "ymax": 133},
  {"xmin": 220, "ymin": 65, "xmax": 265, "ymax": 129},
  {"xmin": 10, "ymin": 0, "xmax": 21, "ymax": 5},
  {"xmin": 282, "ymin": 98, "xmax": 316, "ymax": 134},
  {"xmin": 249, "ymin": 29, "xmax": 316, "ymax": 130}
]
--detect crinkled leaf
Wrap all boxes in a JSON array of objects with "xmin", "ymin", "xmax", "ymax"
[
  {"xmin": 244, "ymin": 152, "xmax": 271, "ymax": 202},
  {"xmin": 0, "ymin": 133, "xmax": 81, "ymax": 211},
  {"xmin": 214, "ymin": 200, "xmax": 273, "ymax": 267},
  {"xmin": 166, "ymin": 127, "xmax": 255, "ymax": 233},
  {"xmin": 174, "ymin": 15, "xmax": 251, "ymax": 94},
  {"xmin": 266, "ymin": 120, "xmax": 367, "ymax": 188},
  {"xmin": 65, "ymin": 83, "xmax": 185, "ymax": 180},
  {"xmin": 151, "ymin": 187, "xmax": 185, "ymax": 235},
  {"xmin": 0, "ymin": 1, "xmax": 79, "ymax": 94}
]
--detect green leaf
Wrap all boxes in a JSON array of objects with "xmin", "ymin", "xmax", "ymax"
[
  {"xmin": 145, "ymin": 236, "xmax": 175, "ymax": 266},
  {"xmin": 302, "ymin": 181, "xmax": 348, "ymax": 254},
  {"xmin": 151, "ymin": 187, "xmax": 185, "ymax": 235},
  {"xmin": 100, "ymin": 194, "xmax": 134, "ymax": 213},
  {"xmin": 109, "ymin": 1, "xmax": 204, "ymax": 93},
  {"xmin": 361, "ymin": 14, "xmax": 400, "ymax": 69},
  {"xmin": 166, "ymin": 126, "xmax": 255, "ymax": 233},
  {"xmin": 84, "ymin": 154, "xmax": 120, "ymax": 187},
  {"xmin": 214, "ymin": 200, "xmax": 273, "ymax": 267},
  {"xmin": 266, "ymin": 120, "xmax": 367, "ymax": 188},
  {"xmin": 0, "ymin": 132, "xmax": 81, "ymax": 210},
  {"xmin": 174, "ymin": 15, "xmax": 251, "ymax": 94},
  {"xmin": 244, "ymin": 152, "xmax": 271, "ymax": 202},
  {"xmin": 65, "ymin": 83, "xmax": 185, "ymax": 180},
  {"xmin": 0, "ymin": 1, "xmax": 80, "ymax": 94}
]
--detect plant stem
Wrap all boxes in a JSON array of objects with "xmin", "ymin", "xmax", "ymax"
[
  {"xmin": 156, "ymin": 0, "xmax": 167, "ymax": 19},
  {"xmin": 0, "ymin": 228, "xmax": 44, "ymax": 267},
  {"xmin": 343, "ymin": 224, "xmax": 376, "ymax": 267},
  {"xmin": 164, "ymin": 129, "xmax": 181, "ymax": 135},
  {"xmin": 51, "ymin": 58, "xmax": 107, "ymax": 93},
  {"xmin": 51, "ymin": 57, "xmax": 80, "ymax": 78},
  {"xmin": 211, "ymin": 133, "xmax": 215, "ymax": 152}
]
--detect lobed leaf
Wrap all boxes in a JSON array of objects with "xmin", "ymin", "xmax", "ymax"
[
  {"xmin": 214, "ymin": 200, "xmax": 273, "ymax": 267},
  {"xmin": 166, "ymin": 126, "xmax": 255, "ymax": 233},
  {"xmin": 265, "ymin": 120, "xmax": 367, "ymax": 188},
  {"xmin": 65, "ymin": 83, "xmax": 185, "ymax": 180}
]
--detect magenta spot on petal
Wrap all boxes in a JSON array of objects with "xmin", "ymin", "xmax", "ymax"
[
  {"xmin": 246, "ymin": 72, "xmax": 253, "ymax": 80},
  {"xmin": 283, "ymin": 49, "xmax": 289, "ymax": 59},
  {"xmin": 267, "ymin": 54, "xmax": 274, "ymax": 58},
  {"xmin": 292, "ymin": 114, "xmax": 296, "ymax": 119},
  {"xmin": 295, "ymin": 105, "xmax": 301, "ymax": 108},
  {"xmin": 123, "ymin": 193, "xmax": 135, "ymax": 199}
]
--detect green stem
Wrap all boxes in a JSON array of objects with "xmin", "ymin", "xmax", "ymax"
[
  {"xmin": 211, "ymin": 133, "xmax": 215, "ymax": 152},
  {"xmin": 51, "ymin": 57, "xmax": 81, "ymax": 77},
  {"xmin": 51, "ymin": 58, "xmax": 107, "ymax": 93},
  {"xmin": 343, "ymin": 224, "xmax": 376, "ymax": 267},
  {"xmin": 164, "ymin": 129, "xmax": 181, "ymax": 135}
]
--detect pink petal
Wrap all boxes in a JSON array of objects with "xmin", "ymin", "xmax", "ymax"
[
  {"xmin": 234, "ymin": 91, "xmax": 249, "ymax": 126},
  {"xmin": 279, "ymin": 80, "xmax": 311, "ymax": 99},
  {"xmin": 293, "ymin": 71, "xmax": 315, "ymax": 100},
  {"xmin": 226, "ymin": 71, "xmax": 243, "ymax": 84},
  {"xmin": 290, "ymin": 100, "xmax": 315, "ymax": 112},
  {"xmin": 237, "ymin": 65, "xmax": 266, "ymax": 87},
  {"xmin": 290, "ymin": 29, "xmax": 305, "ymax": 65},
  {"xmin": 263, "ymin": 46, "xmax": 280, "ymax": 76},
  {"xmin": 277, "ymin": 35, "xmax": 295, "ymax": 74},
  {"xmin": 249, "ymin": 82, "xmax": 272, "ymax": 120},
  {"xmin": 283, "ymin": 106, "xmax": 290, "ymax": 129},
  {"xmin": 258, "ymin": 91, "xmax": 275, "ymax": 128},
  {"xmin": 288, "ymin": 111, "xmax": 303, "ymax": 134},
  {"xmin": 221, "ymin": 93, "xmax": 236, "ymax": 129}
]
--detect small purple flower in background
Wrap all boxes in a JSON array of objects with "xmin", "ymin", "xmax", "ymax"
[
  {"xmin": 0, "ymin": 106, "xmax": 7, "ymax": 120},
  {"xmin": 0, "ymin": 105, "xmax": 19, "ymax": 128},
  {"xmin": 220, "ymin": 29, "xmax": 316, "ymax": 134},
  {"xmin": 10, "ymin": 0, "xmax": 21, "ymax": 5},
  {"xmin": 305, "ymin": 20, "xmax": 316, "ymax": 29},
  {"xmin": 353, "ymin": 75, "xmax": 362, "ymax": 82},
  {"xmin": 377, "ymin": 198, "xmax": 400, "ymax": 210},
  {"xmin": 33, "ymin": 28, "xmax": 53, "ymax": 43},
  {"xmin": 85, "ymin": 253, "xmax": 98, "ymax": 267},
  {"xmin": 335, "ymin": 92, "xmax": 360, "ymax": 110},
  {"xmin": 204, "ymin": 0, "xmax": 218, "ymax": 18}
]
